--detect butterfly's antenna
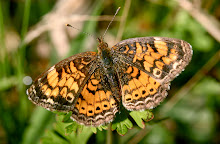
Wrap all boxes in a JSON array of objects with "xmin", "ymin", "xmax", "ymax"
[
  {"xmin": 66, "ymin": 24, "xmax": 96, "ymax": 39},
  {"xmin": 102, "ymin": 7, "xmax": 121, "ymax": 38}
]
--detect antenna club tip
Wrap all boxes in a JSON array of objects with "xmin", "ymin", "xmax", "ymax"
[{"xmin": 66, "ymin": 24, "xmax": 71, "ymax": 27}]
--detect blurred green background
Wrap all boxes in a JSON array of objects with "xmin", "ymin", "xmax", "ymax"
[{"xmin": 0, "ymin": 0, "xmax": 220, "ymax": 144}]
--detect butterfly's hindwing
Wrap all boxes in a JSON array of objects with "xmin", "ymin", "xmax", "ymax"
[
  {"xmin": 115, "ymin": 61, "xmax": 169, "ymax": 110},
  {"xmin": 71, "ymin": 67, "xmax": 119, "ymax": 126}
]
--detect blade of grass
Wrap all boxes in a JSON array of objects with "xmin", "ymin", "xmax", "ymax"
[
  {"xmin": 116, "ymin": 0, "xmax": 131, "ymax": 42},
  {"xmin": 0, "ymin": 1, "xmax": 8, "ymax": 78},
  {"xmin": 17, "ymin": 0, "xmax": 31, "ymax": 126},
  {"xmin": 0, "ymin": 76, "xmax": 18, "ymax": 91},
  {"xmin": 22, "ymin": 107, "xmax": 54, "ymax": 144}
]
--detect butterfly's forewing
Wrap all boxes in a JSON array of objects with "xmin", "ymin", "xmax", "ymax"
[
  {"xmin": 112, "ymin": 37, "xmax": 192, "ymax": 110},
  {"xmin": 27, "ymin": 52, "xmax": 98, "ymax": 112}
]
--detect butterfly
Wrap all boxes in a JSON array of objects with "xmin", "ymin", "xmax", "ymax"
[{"xmin": 27, "ymin": 36, "xmax": 192, "ymax": 126}]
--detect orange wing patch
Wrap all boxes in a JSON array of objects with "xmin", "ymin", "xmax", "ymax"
[
  {"xmin": 154, "ymin": 41, "xmax": 168, "ymax": 51},
  {"xmin": 117, "ymin": 63, "xmax": 162, "ymax": 110},
  {"xmin": 71, "ymin": 68, "xmax": 119, "ymax": 126},
  {"xmin": 116, "ymin": 40, "xmax": 182, "ymax": 80},
  {"xmin": 27, "ymin": 52, "xmax": 98, "ymax": 116},
  {"xmin": 47, "ymin": 69, "xmax": 59, "ymax": 88},
  {"xmin": 60, "ymin": 87, "xmax": 67, "ymax": 98}
]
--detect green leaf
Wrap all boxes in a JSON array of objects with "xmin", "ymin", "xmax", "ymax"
[
  {"xmin": 97, "ymin": 125, "xmax": 108, "ymax": 131},
  {"xmin": 112, "ymin": 119, "xmax": 133, "ymax": 136},
  {"xmin": 41, "ymin": 114, "xmax": 93, "ymax": 144},
  {"xmin": 129, "ymin": 110, "xmax": 154, "ymax": 128},
  {"xmin": 111, "ymin": 108, "xmax": 133, "ymax": 135},
  {"xmin": 90, "ymin": 127, "xmax": 97, "ymax": 134},
  {"xmin": 65, "ymin": 122, "xmax": 79, "ymax": 134},
  {"xmin": 55, "ymin": 110, "xmax": 110, "ymax": 135},
  {"xmin": 62, "ymin": 112, "xmax": 73, "ymax": 123}
]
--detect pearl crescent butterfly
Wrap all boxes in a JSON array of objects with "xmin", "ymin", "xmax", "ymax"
[{"xmin": 27, "ymin": 36, "xmax": 192, "ymax": 126}]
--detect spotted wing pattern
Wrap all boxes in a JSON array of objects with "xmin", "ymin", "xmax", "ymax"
[
  {"xmin": 71, "ymin": 67, "xmax": 119, "ymax": 126},
  {"xmin": 112, "ymin": 37, "xmax": 192, "ymax": 110},
  {"xmin": 27, "ymin": 52, "xmax": 98, "ymax": 112}
]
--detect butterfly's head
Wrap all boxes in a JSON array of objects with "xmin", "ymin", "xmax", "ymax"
[{"xmin": 97, "ymin": 37, "xmax": 109, "ymax": 52}]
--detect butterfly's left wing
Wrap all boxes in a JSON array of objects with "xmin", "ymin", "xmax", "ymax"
[{"xmin": 112, "ymin": 37, "xmax": 192, "ymax": 110}]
